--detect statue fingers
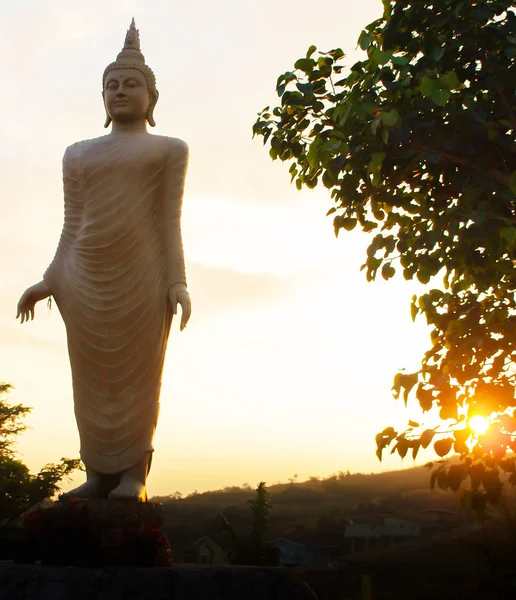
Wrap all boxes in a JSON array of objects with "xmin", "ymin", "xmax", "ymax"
[
  {"xmin": 180, "ymin": 298, "xmax": 192, "ymax": 331},
  {"xmin": 30, "ymin": 307, "xmax": 35, "ymax": 320}
]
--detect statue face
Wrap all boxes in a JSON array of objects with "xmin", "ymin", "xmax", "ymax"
[{"xmin": 103, "ymin": 68, "xmax": 151, "ymax": 125}]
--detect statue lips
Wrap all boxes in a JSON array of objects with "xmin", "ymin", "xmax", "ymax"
[{"xmin": 114, "ymin": 101, "xmax": 130, "ymax": 114}]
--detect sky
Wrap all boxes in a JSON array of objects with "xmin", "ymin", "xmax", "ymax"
[{"xmin": 1, "ymin": 0, "xmax": 439, "ymax": 497}]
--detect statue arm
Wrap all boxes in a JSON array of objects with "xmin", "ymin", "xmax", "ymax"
[
  {"xmin": 43, "ymin": 145, "xmax": 82, "ymax": 293},
  {"xmin": 161, "ymin": 139, "xmax": 189, "ymax": 291},
  {"xmin": 17, "ymin": 145, "xmax": 82, "ymax": 322},
  {"xmin": 161, "ymin": 139, "xmax": 191, "ymax": 330}
]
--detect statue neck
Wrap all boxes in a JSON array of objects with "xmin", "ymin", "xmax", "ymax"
[{"xmin": 110, "ymin": 120, "xmax": 148, "ymax": 136}]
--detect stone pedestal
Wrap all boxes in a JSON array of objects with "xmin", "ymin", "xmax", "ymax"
[
  {"xmin": 0, "ymin": 564, "xmax": 317, "ymax": 600},
  {"xmin": 20, "ymin": 498, "xmax": 171, "ymax": 567}
]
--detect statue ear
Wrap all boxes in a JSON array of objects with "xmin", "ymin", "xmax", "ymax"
[
  {"xmin": 147, "ymin": 90, "xmax": 159, "ymax": 127},
  {"xmin": 102, "ymin": 91, "xmax": 112, "ymax": 128}
]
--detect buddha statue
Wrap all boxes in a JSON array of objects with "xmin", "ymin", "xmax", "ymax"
[{"xmin": 16, "ymin": 19, "xmax": 191, "ymax": 502}]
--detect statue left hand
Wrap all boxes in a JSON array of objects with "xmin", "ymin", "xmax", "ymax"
[{"xmin": 168, "ymin": 284, "xmax": 192, "ymax": 331}]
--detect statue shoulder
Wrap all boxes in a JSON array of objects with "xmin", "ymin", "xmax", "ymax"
[
  {"xmin": 63, "ymin": 136, "xmax": 109, "ymax": 161},
  {"xmin": 158, "ymin": 136, "xmax": 189, "ymax": 163}
]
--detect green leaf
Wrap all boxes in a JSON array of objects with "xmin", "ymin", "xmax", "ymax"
[
  {"xmin": 392, "ymin": 55, "xmax": 410, "ymax": 66},
  {"xmin": 342, "ymin": 217, "xmax": 357, "ymax": 231},
  {"xmin": 397, "ymin": 438, "xmax": 409, "ymax": 459},
  {"xmin": 431, "ymin": 46, "xmax": 444, "ymax": 62},
  {"xmin": 434, "ymin": 437, "xmax": 453, "ymax": 457},
  {"xmin": 362, "ymin": 221, "xmax": 377, "ymax": 233},
  {"xmin": 371, "ymin": 48, "xmax": 393, "ymax": 67},
  {"xmin": 416, "ymin": 269, "xmax": 431, "ymax": 284},
  {"xmin": 328, "ymin": 48, "xmax": 344, "ymax": 60},
  {"xmin": 381, "ymin": 109, "xmax": 399, "ymax": 126},
  {"xmin": 431, "ymin": 88, "xmax": 450, "ymax": 107},
  {"xmin": 420, "ymin": 429, "xmax": 435, "ymax": 449},
  {"xmin": 381, "ymin": 263, "xmax": 395, "ymax": 280},
  {"xmin": 359, "ymin": 31, "xmax": 373, "ymax": 50},
  {"xmin": 412, "ymin": 442, "xmax": 421, "ymax": 460},
  {"xmin": 421, "ymin": 75, "xmax": 437, "ymax": 98},
  {"xmin": 509, "ymin": 170, "xmax": 516, "ymax": 195},
  {"xmin": 410, "ymin": 302, "xmax": 418, "ymax": 322},
  {"xmin": 437, "ymin": 470, "xmax": 449, "ymax": 491},
  {"xmin": 369, "ymin": 152, "xmax": 386, "ymax": 170},
  {"xmin": 439, "ymin": 71, "xmax": 460, "ymax": 91},
  {"xmin": 307, "ymin": 140, "xmax": 320, "ymax": 168},
  {"xmin": 306, "ymin": 45, "xmax": 317, "ymax": 59},
  {"xmin": 501, "ymin": 226, "xmax": 516, "ymax": 250},
  {"xmin": 417, "ymin": 387, "xmax": 434, "ymax": 412},
  {"xmin": 294, "ymin": 58, "xmax": 315, "ymax": 74},
  {"xmin": 402, "ymin": 373, "xmax": 418, "ymax": 406}
]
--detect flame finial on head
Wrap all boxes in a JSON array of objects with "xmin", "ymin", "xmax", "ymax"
[
  {"xmin": 116, "ymin": 18, "xmax": 144, "ymax": 62},
  {"xmin": 124, "ymin": 18, "xmax": 140, "ymax": 51},
  {"xmin": 103, "ymin": 18, "xmax": 157, "ymax": 94}
]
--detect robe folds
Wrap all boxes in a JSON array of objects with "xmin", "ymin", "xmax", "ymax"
[{"xmin": 44, "ymin": 134, "xmax": 188, "ymax": 474}]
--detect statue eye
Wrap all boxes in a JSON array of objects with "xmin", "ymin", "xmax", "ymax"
[
  {"xmin": 106, "ymin": 81, "xmax": 118, "ymax": 90},
  {"xmin": 126, "ymin": 79, "xmax": 140, "ymax": 87}
]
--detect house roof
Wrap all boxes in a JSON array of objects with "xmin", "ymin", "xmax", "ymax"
[
  {"xmin": 269, "ymin": 538, "xmax": 309, "ymax": 550},
  {"xmin": 189, "ymin": 536, "xmax": 226, "ymax": 550}
]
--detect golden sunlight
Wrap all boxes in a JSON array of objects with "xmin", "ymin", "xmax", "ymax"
[{"xmin": 468, "ymin": 415, "xmax": 489, "ymax": 435}]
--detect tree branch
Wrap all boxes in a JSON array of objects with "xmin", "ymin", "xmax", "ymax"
[
  {"xmin": 417, "ymin": 147, "xmax": 511, "ymax": 188},
  {"xmin": 497, "ymin": 87, "xmax": 516, "ymax": 130}
]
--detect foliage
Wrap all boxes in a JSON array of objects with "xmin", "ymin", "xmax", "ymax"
[
  {"xmin": 253, "ymin": 0, "xmax": 516, "ymax": 513},
  {"xmin": 22, "ymin": 497, "xmax": 171, "ymax": 566},
  {"xmin": 22, "ymin": 497, "xmax": 102, "ymax": 565},
  {"xmin": 0, "ymin": 383, "xmax": 30, "ymax": 459},
  {"xmin": 217, "ymin": 482, "xmax": 279, "ymax": 565},
  {"xmin": 0, "ymin": 383, "xmax": 81, "ymax": 525}
]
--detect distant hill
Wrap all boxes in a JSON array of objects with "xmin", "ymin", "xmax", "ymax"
[{"xmin": 151, "ymin": 466, "xmax": 463, "ymax": 557}]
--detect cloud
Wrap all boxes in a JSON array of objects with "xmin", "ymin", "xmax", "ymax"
[
  {"xmin": 182, "ymin": 192, "xmax": 363, "ymax": 278},
  {"xmin": 187, "ymin": 261, "xmax": 312, "ymax": 319}
]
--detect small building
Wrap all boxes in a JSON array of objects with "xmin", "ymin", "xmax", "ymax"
[
  {"xmin": 268, "ymin": 538, "xmax": 315, "ymax": 567},
  {"xmin": 183, "ymin": 536, "xmax": 229, "ymax": 565},
  {"xmin": 343, "ymin": 517, "xmax": 420, "ymax": 553}
]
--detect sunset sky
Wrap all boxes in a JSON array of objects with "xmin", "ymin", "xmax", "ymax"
[{"xmin": 1, "ymin": 0, "xmax": 438, "ymax": 497}]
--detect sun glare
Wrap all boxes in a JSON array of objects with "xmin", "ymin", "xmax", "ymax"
[{"xmin": 468, "ymin": 415, "xmax": 489, "ymax": 435}]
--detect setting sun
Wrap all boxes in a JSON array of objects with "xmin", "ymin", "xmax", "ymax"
[{"xmin": 468, "ymin": 415, "xmax": 489, "ymax": 435}]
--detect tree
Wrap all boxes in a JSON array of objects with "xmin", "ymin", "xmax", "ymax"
[
  {"xmin": 218, "ymin": 482, "xmax": 279, "ymax": 565},
  {"xmin": 0, "ymin": 383, "xmax": 81, "ymax": 525},
  {"xmin": 253, "ymin": 0, "xmax": 516, "ymax": 513}
]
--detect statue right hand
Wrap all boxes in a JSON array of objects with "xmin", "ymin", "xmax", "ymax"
[{"xmin": 16, "ymin": 280, "xmax": 51, "ymax": 324}]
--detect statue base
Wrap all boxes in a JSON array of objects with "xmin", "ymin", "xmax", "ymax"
[{"xmin": 20, "ymin": 498, "xmax": 171, "ymax": 567}]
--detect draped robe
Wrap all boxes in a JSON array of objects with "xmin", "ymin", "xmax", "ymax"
[{"xmin": 44, "ymin": 134, "xmax": 188, "ymax": 474}]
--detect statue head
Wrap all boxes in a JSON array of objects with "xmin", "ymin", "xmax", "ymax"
[{"xmin": 102, "ymin": 19, "xmax": 159, "ymax": 127}]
